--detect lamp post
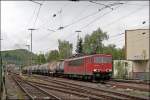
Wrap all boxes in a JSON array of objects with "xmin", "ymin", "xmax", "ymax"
[
  {"xmin": 25, "ymin": 45, "xmax": 30, "ymax": 66},
  {"xmin": 28, "ymin": 28, "xmax": 37, "ymax": 65}
]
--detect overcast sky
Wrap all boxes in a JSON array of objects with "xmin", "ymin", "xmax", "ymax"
[{"xmin": 1, "ymin": 1, "xmax": 149, "ymax": 54}]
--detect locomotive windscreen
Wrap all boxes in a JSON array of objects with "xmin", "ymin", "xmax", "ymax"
[{"xmin": 94, "ymin": 56, "xmax": 112, "ymax": 63}]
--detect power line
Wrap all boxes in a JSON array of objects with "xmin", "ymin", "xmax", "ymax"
[
  {"xmin": 89, "ymin": 1, "xmax": 114, "ymax": 10},
  {"xmin": 107, "ymin": 31, "xmax": 149, "ymax": 44},
  {"xmin": 33, "ymin": 1, "xmax": 148, "ymax": 47},
  {"xmin": 6, "ymin": 1, "xmax": 45, "ymax": 46},
  {"xmin": 25, "ymin": 6, "xmax": 37, "ymax": 29},
  {"xmin": 36, "ymin": 2, "xmax": 70, "ymax": 32},
  {"xmin": 79, "ymin": 3, "xmax": 124, "ymax": 30},
  {"xmin": 37, "ymin": 2, "xmax": 123, "ymax": 35},
  {"xmin": 33, "ymin": 3, "xmax": 43, "ymax": 27},
  {"xmin": 63, "ymin": 11, "xmax": 100, "ymax": 29},
  {"xmin": 61, "ymin": 4, "xmax": 115, "ymax": 30},
  {"xmin": 102, "ymin": 6, "xmax": 146, "ymax": 29},
  {"xmin": 110, "ymin": 19, "xmax": 149, "ymax": 31},
  {"xmin": 30, "ymin": 0, "xmax": 43, "ymax": 5},
  {"xmin": 7, "ymin": 3, "xmax": 38, "ymax": 42},
  {"xmin": 108, "ymin": 33, "xmax": 124, "ymax": 39},
  {"xmin": 61, "ymin": 2, "xmax": 124, "ymax": 31},
  {"xmin": 106, "ymin": 35, "xmax": 149, "ymax": 47},
  {"xmin": 70, "ymin": 4, "xmax": 92, "ymax": 24},
  {"xmin": 123, "ymin": 3, "xmax": 149, "ymax": 6},
  {"xmin": 108, "ymin": 29, "xmax": 149, "ymax": 41},
  {"xmin": 53, "ymin": 2, "xmax": 70, "ymax": 29}
]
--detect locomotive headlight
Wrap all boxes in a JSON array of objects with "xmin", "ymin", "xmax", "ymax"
[
  {"xmin": 93, "ymin": 69, "xmax": 97, "ymax": 72},
  {"xmin": 108, "ymin": 69, "xmax": 112, "ymax": 72}
]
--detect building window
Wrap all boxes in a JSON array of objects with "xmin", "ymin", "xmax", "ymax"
[{"xmin": 142, "ymin": 32, "xmax": 146, "ymax": 35}]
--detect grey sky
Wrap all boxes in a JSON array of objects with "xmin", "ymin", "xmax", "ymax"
[{"xmin": 1, "ymin": 1, "xmax": 149, "ymax": 54}]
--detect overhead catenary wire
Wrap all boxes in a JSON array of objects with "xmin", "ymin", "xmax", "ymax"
[
  {"xmin": 61, "ymin": 3, "xmax": 116, "ymax": 30},
  {"xmin": 102, "ymin": 6, "xmax": 146, "ymax": 29},
  {"xmin": 59, "ymin": 3, "xmax": 125, "ymax": 28},
  {"xmin": 70, "ymin": 4, "xmax": 92, "ymax": 24},
  {"xmin": 25, "ymin": 6, "xmax": 38, "ymax": 29},
  {"xmin": 108, "ymin": 33, "xmax": 124, "ymax": 39},
  {"xmin": 89, "ymin": 1, "xmax": 114, "ymax": 10},
  {"xmin": 2, "ymin": 1, "xmax": 43, "ymax": 50},
  {"xmin": 38, "ymin": 2, "xmax": 124, "ymax": 32},
  {"xmin": 123, "ymin": 3, "xmax": 149, "ymax": 6},
  {"xmin": 62, "ymin": 3, "xmax": 126, "ymax": 40},
  {"xmin": 107, "ymin": 30, "xmax": 149, "ymax": 43},
  {"xmin": 108, "ymin": 23, "xmax": 149, "ymax": 40},
  {"xmin": 44, "ymin": 5, "xmax": 107, "ymax": 31},
  {"xmin": 8, "ymin": 4, "xmax": 38, "ymax": 42},
  {"xmin": 53, "ymin": 2, "xmax": 70, "ymax": 29},
  {"xmin": 79, "ymin": 3, "xmax": 124, "ymax": 30},
  {"xmin": 107, "ymin": 30, "xmax": 149, "ymax": 41},
  {"xmin": 37, "ymin": 2, "xmax": 70, "ymax": 31},
  {"xmin": 33, "ymin": 1, "xmax": 44, "ymax": 28},
  {"xmin": 99, "ymin": 23, "xmax": 149, "ymax": 46},
  {"xmin": 33, "ymin": 1, "xmax": 148, "ymax": 48},
  {"xmin": 106, "ymin": 35, "xmax": 149, "ymax": 47}
]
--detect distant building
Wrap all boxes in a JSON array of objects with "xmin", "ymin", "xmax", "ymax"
[{"xmin": 125, "ymin": 29, "xmax": 149, "ymax": 80}]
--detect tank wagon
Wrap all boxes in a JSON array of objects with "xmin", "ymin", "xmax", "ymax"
[{"xmin": 23, "ymin": 54, "xmax": 112, "ymax": 80}]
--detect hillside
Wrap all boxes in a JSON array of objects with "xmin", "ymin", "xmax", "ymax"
[{"xmin": 1, "ymin": 49, "xmax": 38, "ymax": 66}]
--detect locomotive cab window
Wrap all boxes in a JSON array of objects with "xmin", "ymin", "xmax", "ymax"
[
  {"xmin": 94, "ymin": 57, "xmax": 112, "ymax": 63},
  {"xmin": 103, "ymin": 57, "xmax": 112, "ymax": 63},
  {"xmin": 68, "ymin": 59, "xmax": 83, "ymax": 66},
  {"xmin": 94, "ymin": 57, "xmax": 103, "ymax": 63}
]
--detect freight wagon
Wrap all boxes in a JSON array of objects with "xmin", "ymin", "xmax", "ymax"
[{"xmin": 22, "ymin": 54, "xmax": 112, "ymax": 81}]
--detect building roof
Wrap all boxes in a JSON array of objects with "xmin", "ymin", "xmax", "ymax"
[{"xmin": 125, "ymin": 28, "xmax": 149, "ymax": 31}]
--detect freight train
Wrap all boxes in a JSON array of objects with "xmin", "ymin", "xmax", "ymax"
[{"xmin": 22, "ymin": 54, "xmax": 112, "ymax": 80}]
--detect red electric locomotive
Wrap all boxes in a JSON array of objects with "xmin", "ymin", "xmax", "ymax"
[{"xmin": 64, "ymin": 54, "xmax": 112, "ymax": 80}]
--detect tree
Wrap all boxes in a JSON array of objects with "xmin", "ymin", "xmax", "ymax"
[
  {"xmin": 47, "ymin": 50, "xmax": 60, "ymax": 62},
  {"xmin": 58, "ymin": 39, "xmax": 73, "ymax": 59},
  {"xmin": 83, "ymin": 34, "xmax": 92, "ymax": 54},
  {"xmin": 76, "ymin": 37, "xmax": 83, "ymax": 54},
  {"xmin": 103, "ymin": 44, "xmax": 125, "ymax": 60},
  {"xmin": 83, "ymin": 28, "xmax": 108, "ymax": 54},
  {"xmin": 37, "ymin": 54, "xmax": 46, "ymax": 64}
]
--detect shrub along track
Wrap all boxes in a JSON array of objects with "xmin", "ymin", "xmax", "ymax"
[{"xmin": 24, "ymin": 75, "xmax": 149, "ymax": 100}]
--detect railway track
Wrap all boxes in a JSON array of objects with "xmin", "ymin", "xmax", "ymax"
[
  {"xmin": 105, "ymin": 81, "xmax": 149, "ymax": 92},
  {"xmin": 27, "ymin": 79, "xmax": 126, "ymax": 100},
  {"xmin": 111, "ymin": 79, "xmax": 150, "ymax": 85},
  {"xmin": 56, "ymin": 75, "xmax": 149, "ymax": 92},
  {"xmin": 29, "ymin": 74, "xmax": 149, "ymax": 92},
  {"xmin": 26, "ymin": 75, "xmax": 149, "ymax": 100},
  {"xmin": 11, "ymin": 74, "xmax": 61, "ymax": 100}
]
